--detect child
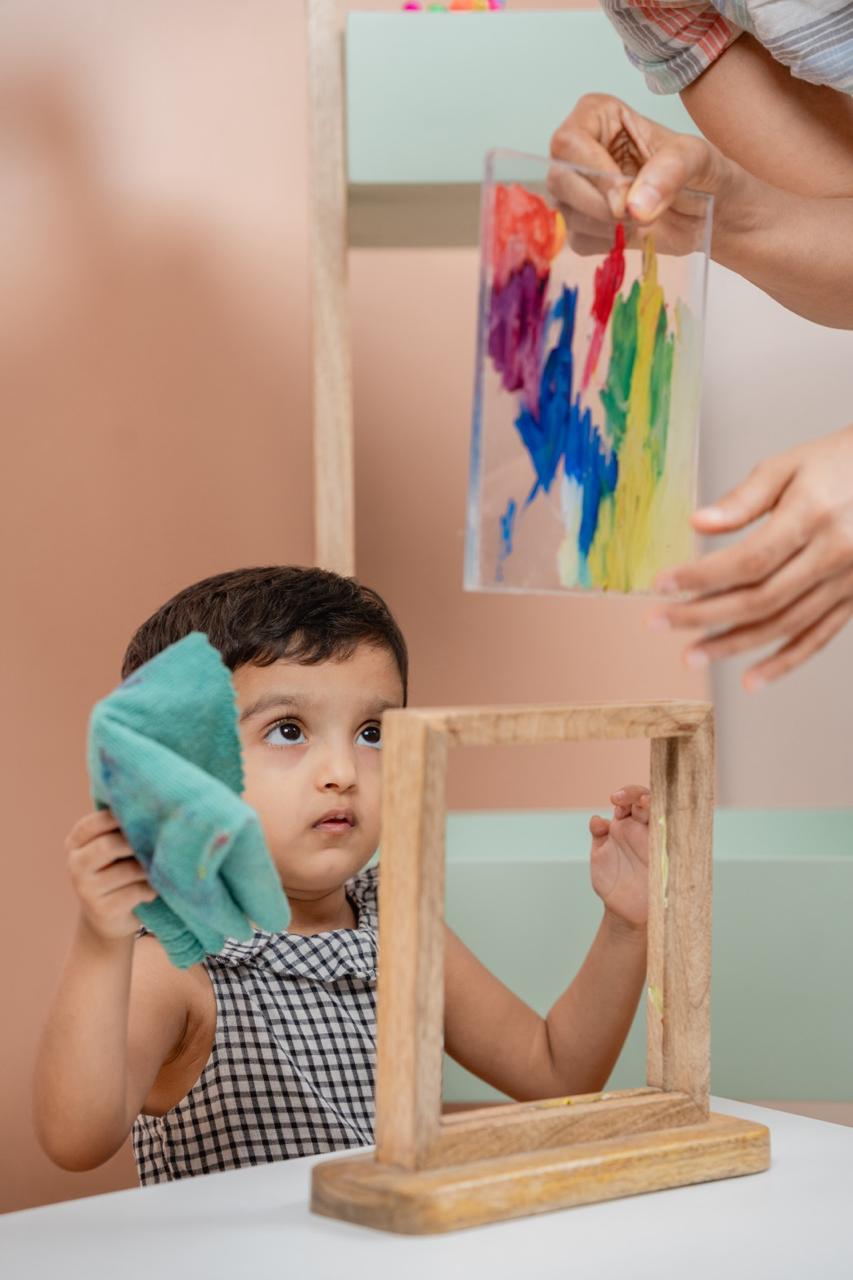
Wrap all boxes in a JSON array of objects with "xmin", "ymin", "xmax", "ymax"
[{"xmin": 34, "ymin": 565, "xmax": 650, "ymax": 1184}]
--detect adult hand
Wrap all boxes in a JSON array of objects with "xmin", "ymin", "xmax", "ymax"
[
  {"xmin": 549, "ymin": 93, "xmax": 732, "ymax": 256},
  {"xmin": 647, "ymin": 426, "xmax": 853, "ymax": 689}
]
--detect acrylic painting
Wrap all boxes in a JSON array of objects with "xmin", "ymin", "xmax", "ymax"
[{"xmin": 465, "ymin": 149, "xmax": 712, "ymax": 595}]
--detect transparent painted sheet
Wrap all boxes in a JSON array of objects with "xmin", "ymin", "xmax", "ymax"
[{"xmin": 465, "ymin": 149, "xmax": 712, "ymax": 596}]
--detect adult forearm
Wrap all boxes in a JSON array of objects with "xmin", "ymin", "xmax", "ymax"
[
  {"xmin": 714, "ymin": 163, "xmax": 853, "ymax": 328},
  {"xmin": 543, "ymin": 913, "xmax": 647, "ymax": 1095},
  {"xmin": 33, "ymin": 919, "xmax": 137, "ymax": 1169}
]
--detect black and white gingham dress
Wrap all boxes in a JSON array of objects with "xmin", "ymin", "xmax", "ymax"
[{"xmin": 132, "ymin": 866, "xmax": 377, "ymax": 1184}]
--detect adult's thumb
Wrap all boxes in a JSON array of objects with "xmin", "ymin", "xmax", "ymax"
[{"xmin": 626, "ymin": 136, "xmax": 716, "ymax": 222}]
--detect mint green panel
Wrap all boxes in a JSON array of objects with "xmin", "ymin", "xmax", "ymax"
[
  {"xmin": 346, "ymin": 12, "xmax": 696, "ymax": 185},
  {"xmin": 442, "ymin": 810, "xmax": 853, "ymax": 1102}
]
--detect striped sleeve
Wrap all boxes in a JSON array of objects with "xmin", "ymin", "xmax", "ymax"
[{"xmin": 601, "ymin": 1, "xmax": 742, "ymax": 95}]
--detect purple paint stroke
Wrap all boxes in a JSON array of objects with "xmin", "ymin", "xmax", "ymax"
[{"xmin": 488, "ymin": 261, "xmax": 549, "ymax": 415}]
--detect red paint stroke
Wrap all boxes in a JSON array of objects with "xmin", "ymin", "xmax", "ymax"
[
  {"xmin": 491, "ymin": 184, "xmax": 564, "ymax": 290},
  {"xmin": 581, "ymin": 223, "xmax": 626, "ymax": 392}
]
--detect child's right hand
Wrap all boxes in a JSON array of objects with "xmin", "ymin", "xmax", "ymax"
[{"xmin": 66, "ymin": 809, "xmax": 157, "ymax": 941}]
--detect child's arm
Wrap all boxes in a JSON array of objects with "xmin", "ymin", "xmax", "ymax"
[
  {"xmin": 33, "ymin": 810, "xmax": 199, "ymax": 1170},
  {"xmin": 444, "ymin": 786, "xmax": 649, "ymax": 1101}
]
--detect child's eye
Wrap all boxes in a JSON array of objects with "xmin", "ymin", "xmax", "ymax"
[
  {"xmin": 264, "ymin": 721, "xmax": 306, "ymax": 747},
  {"xmin": 357, "ymin": 724, "xmax": 382, "ymax": 750}
]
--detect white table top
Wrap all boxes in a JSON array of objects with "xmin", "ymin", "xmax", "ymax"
[{"xmin": 4, "ymin": 1100, "xmax": 852, "ymax": 1280}]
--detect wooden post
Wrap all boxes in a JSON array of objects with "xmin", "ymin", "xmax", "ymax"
[
  {"xmin": 374, "ymin": 712, "xmax": 448, "ymax": 1169},
  {"xmin": 648, "ymin": 714, "xmax": 714, "ymax": 1113},
  {"xmin": 305, "ymin": 0, "xmax": 355, "ymax": 575}
]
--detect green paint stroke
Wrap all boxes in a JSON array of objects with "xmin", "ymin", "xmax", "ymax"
[
  {"xmin": 598, "ymin": 281, "xmax": 638, "ymax": 451},
  {"xmin": 598, "ymin": 275, "xmax": 673, "ymax": 482},
  {"xmin": 647, "ymin": 304, "xmax": 674, "ymax": 480},
  {"xmin": 648, "ymin": 984, "xmax": 664, "ymax": 1018}
]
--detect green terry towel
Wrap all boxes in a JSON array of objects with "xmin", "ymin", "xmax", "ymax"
[{"xmin": 87, "ymin": 632, "xmax": 289, "ymax": 968}]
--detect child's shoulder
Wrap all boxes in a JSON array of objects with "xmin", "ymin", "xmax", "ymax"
[{"xmin": 131, "ymin": 932, "xmax": 213, "ymax": 1032}]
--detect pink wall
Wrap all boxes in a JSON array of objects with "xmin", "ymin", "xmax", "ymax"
[{"xmin": 0, "ymin": 0, "xmax": 704, "ymax": 1213}]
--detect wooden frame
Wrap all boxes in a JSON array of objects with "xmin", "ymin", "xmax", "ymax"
[
  {"xmin": 312, "ymin": 701, "xmax": 770, "ymax": 1233},
  {"xmin": 306, "ymin": 0, "xmax": 355, "ymax": 575}
]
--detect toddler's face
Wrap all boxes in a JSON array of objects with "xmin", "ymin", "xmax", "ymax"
[{"xmin": 233, "ymin": 643, "xmax": 404, "ymax": 902}]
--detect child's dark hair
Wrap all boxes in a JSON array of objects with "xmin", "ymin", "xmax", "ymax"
[{"xmin": 121, "ymin": 566, "xmax": 408, "ymax": 700}]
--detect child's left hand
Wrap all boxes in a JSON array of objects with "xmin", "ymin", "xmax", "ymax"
[{"xmin": 589, "ymin": 784, "xmax": 650, "ymax": 930}]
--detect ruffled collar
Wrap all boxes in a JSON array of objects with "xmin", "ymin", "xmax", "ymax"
[{"xmin": 209, "ymin": 865, "xmax": 378, "ymax": 984}]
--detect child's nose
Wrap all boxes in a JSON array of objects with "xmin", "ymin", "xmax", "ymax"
[{"xmin": 316, "ymin": 744, "xmax": 357, "ymax": 791}]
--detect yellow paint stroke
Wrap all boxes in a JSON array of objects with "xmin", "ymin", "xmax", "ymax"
[
  {"xmin": 589, "ymin": 237, "xmax": 663, "ymax": 590},
  {"xmin": 648, "ymin": 984, "xmax": 664, "ymax": 1019},
  {"xmin": 659, "ymin": 813, "xmax": 669, "ymax": 908},
  {"xmin": 635, "ymin": 298, "xmax": 699, "ymax": 585},
  {"xmin": 536, "ymin": 1093, "xmax": 607, "ymax": 1109},
  {"xmin": 584, "ymin": 238, "xmax": 699, "ymax": 592}
]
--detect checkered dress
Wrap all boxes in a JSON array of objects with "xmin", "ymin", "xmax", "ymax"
[{"xmin": 132, "ymin": 866, "xmax": 378, "ymax": 1184}]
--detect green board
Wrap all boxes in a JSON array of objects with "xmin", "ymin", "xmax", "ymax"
[
  {"xmin": 442, "ymin": 809, "xmax": 853, "ymax": 1102},
  {"xmin": 347, "ymin": 12, "xmax": 696, "ymax": 185}
]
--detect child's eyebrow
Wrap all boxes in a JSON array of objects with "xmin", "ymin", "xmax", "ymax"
[
  {"xmin": 239, "ymin": 693, "xmax": 312, "ymax": 722},
  {"xmin": 239, "ymin": 693, "xmax": 401, "ymax": 723}
]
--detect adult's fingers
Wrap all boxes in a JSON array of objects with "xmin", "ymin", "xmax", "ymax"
[
  {"xmin": 556, "ymin": 203, "xmax": 623, "ymax": 242},
  {"xmin": 547, "ymin": 163, "xmax": 617, "ymax": 226},
  {"xmin": 691, "ymin": 454, "xmax": 797, "ymax": 536},
  {"xmin": 650, "ymin": 533, "xmax": 835, "ymax": 633},
  {"xmin": 552, "ymin": 94, "xmax": 725, "ymax": 228},
  {"xmin": 550, "ymin": 94, "xmax": 630, "ymax": 178},
  {"xmin": 566, "ymin": 229, "xmax": 625, "ymax": 258},
  {"xmin": 625, "ymin": 134, "xmax": 717, "ymax": 221},
  {"xmin": 744, "ymin": 599, "xmax": 853, "ymax": 690},
  {"xmin": 655, "ymin": 493, "xmax": 810, "ymax": 599},
  {"xmin": 684, "ymin": 566, "xmax": 853, "ymax": 666}
]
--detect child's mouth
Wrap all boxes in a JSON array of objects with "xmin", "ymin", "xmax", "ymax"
[{"xmin": 313, "ymin": 810, "xmax": 356, "ymax": 834}]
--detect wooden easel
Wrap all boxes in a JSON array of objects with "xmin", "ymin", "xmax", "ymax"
[
  {"xmin": 312, "ymin": 701, "xmax": 770, "ymax": 1234},
  {"xmin": 306, "ymin": 0, "xmax": 354, "ymax": 576},
  {"xmin": 304, "ymin": 11, "xmax": 769, "ymax": 1233}
]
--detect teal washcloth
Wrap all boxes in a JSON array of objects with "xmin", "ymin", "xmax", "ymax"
[{"xmin": 87, "ymin": 632, "xmax": 289, "ymax": 968}]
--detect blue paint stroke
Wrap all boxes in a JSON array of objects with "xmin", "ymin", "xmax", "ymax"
[
  {"xmin": 496, "ymin": 497, "xmax": 517, "ymax": 582},
  {"xmin": 564, "ymin": 400, "xmax": 618, "ymax": 558},
  {"xmin": 514, "ymin": 287, "xmax": 577, "ymax": 503},
  {"xmin": 509, "ymin": 285, "xmax": 618, "ymax": 573}
]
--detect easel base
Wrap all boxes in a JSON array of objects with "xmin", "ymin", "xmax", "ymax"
[{"xmin": 310, "ymin": 1112, "xmax": 770, "ymax": 1235}]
